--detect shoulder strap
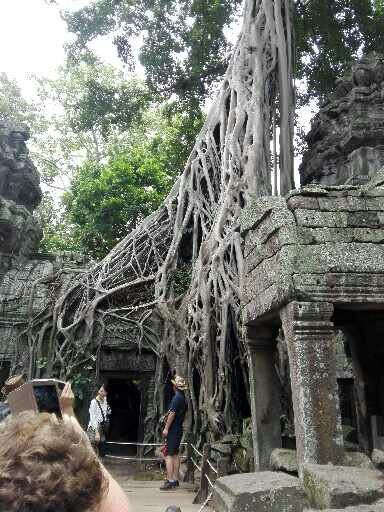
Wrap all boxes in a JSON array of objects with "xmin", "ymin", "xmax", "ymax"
[{"xmin": 96, "ymin": 399, "xmax": 106, "ymax": 422}]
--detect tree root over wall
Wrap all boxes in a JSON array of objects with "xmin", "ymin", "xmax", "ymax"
[{"xmin": 16, "ymin": 0, "xmax": 294, "ymax": 444}]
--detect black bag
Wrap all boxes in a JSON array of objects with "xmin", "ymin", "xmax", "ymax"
[{"xmin": 97, "ymin": 400, "xmax": 110, "ymax": 437}]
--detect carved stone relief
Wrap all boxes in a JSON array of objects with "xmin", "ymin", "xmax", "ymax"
[{"xmin": 300, "ymin": 54, "xmax": 384, "ymax": 186}]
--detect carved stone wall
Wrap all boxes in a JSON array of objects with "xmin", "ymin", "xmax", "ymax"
[
  {"xmin": 241, "ymin": 175, "xmax": 384, "ymax": 467},
  {"xmin": 299, "ymin": 54, "xmax": 384, "ymax": 186},
  {"xmin": 0, "ymin": 122, "xmax": 42, "ymax": 257},
  {"xmin": 0, "ymin": 120, "xmax": 157, "ymax": 446},
  {"xmin": 0, "ymin": 121, "xmax": 90, "ymax": 371}
]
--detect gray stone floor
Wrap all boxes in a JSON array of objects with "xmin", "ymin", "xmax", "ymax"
[{"xmin": 106, "ymin": 461, "xmax": 204, "ymax": 512}]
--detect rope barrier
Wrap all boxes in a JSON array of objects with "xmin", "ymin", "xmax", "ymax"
[
  {"xmin": 106, "ymin": 441, "xmax": 163, "ymax": 447},
  {"xmin": 105, "ymin": 455, "xmax": 160, "ymax": 462},
  {"xmin": 190, "ymin": 457, "xmax": 202, "ymax": 472},
  {"xmin": 206, "ymin": 459, "xmax": 218, "ymax": 474},
  {"xmin": 190, "ymin": 444, "xmax": 203, "ymax": 458},
  {"xmin": 204, "ymin": 473, "xmax": 215, "ymax": 489},
  {"xmin": 106, "ymin": 441, "xmax": 187, "ymax": 447}
]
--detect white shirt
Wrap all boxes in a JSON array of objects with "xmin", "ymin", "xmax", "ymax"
[{"xmin": 88, "ymin": 398, "xmax": 111, "ymax": 431}]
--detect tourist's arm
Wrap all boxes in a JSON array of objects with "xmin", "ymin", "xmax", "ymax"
[
  {"xmin": 59, "ymin": 384, "xmax": 130, "ymax": 512},
  {"xmin": 162, "ymin": 411, "xmax": 176, "ymax": 438},
  {"xmin": 99, "ymin": 466, "xmax": 130, "ymax": 512}
]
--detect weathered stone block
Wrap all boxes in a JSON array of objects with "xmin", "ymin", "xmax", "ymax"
[
  {"xmin": 243, "ymin": 266, "xmax": 295, "ymax": 317},
  {"xmin": 286, "ymin": 242, "xmax": 384, "ymax": 274},
  {"xmin": 211, "ymin": 442, "xmax": 232, "ymax": 456},
  {"xmin": 294, "ymin": 210, "xmax": 348, "ymax": 228},
  {"xmin": 347, "ymin": 211, "xmax": 380, "ymax": 227},
  {"xmin": 245, "ymin": 224, "xmax": 300, "ymax": 268},
  {"xmin": 317, "ymin": 197, "xmax": 351, "ymax": 211},
  {"xmin": 270, "ymin": 449, "xmax": 298, "ymax": 473},
  {"xmin": 342, "ymin": 451, "xmax": 375, "ymax": 469},
  {"xmin": 213, "ymin": 472, "xmax": 309, "ymax": 512},
  {"xmin": 365, "ymin": 197, "xmax": 384, "ymax": 210},
  {"xmin": 302, "ymin": 464, "xmax": 384, "ymax": 509},
  {"xmin": 305, "ymin": 499, "xmax": 384, "ymax": 511},
  {"xmin": 292, "ymin": 272, "xmax": 384, "ymax": 305},
  {"xmin": 297, "ymin": 227, "xmax": 384, "ymax": 244},
  {"xmin": 372, "ymin": 449, "xmax": 384, "ymax": 466},
  {"xmin": 287, "ymin": 196, "xmax": 320, "ymax": 211},
  {"xmin": 240, "ymin": 196, "xmax": 288, "ymax": 233}
]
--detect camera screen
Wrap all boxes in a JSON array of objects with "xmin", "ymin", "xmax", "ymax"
[{"xmin": 34, "ymin": 385, "xmax": 61, "ymax": 417}]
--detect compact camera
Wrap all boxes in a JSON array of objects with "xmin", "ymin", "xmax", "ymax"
[{"xmin": 8, "ymin": 379, "xmax": 66, "ymax": 418}]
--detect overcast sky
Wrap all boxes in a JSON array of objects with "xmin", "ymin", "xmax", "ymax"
[
  {"xmin": 0, "ymin": 0, "xmax": 306, "ymax": 187},
  {"xmin": 0, "ymin": 0, "xmax": 123, "ymax": 98}
]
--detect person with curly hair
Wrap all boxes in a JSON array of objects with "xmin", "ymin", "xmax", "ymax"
[{"xmin": 0, "ymin": 383, "xmax": 130, "ymax": 512}]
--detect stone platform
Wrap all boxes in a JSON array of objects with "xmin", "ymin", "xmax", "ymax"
[
  {"xmin": 212, "ymin": 466, "xmax": 384, "ymax": 512},
  {"xmin": 213, "ymin": 471, "xmax": 309, "ymax": 512}
]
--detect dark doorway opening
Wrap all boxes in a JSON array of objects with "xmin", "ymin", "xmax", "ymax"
[
  {"xmin": 107, "ymin": 378, "xmax": 141, "ymax": 443},
  {"xmin": 334, "ymin": 307, "xmax": 384, "ymax": 451},
  {"xmin": 0, "ymin": 361, "xmax": 10, "ymax": 392},
  {"xmin": 338, "ymin": 378, "xmax": 356, "ymax": 427}
]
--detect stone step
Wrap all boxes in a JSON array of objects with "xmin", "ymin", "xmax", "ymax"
[
  {"xmin": 213, "ymin": 484, "xmax": 235, "ymax": 512},
  {"xmin": 213, "ymin": 471, "xmax": 309, "ymax": 512},
  {"xmin": 303, "ymin": 464, "xmax": 384, "ymax": 510},
  {"xmin": 305, "ymin": 499, "xmax": 384, "ymax": 511}
]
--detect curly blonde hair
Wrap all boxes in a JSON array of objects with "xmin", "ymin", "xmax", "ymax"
[{"xmin": 0, "ymin": 411, "xmax": 108, "ymax": 512}]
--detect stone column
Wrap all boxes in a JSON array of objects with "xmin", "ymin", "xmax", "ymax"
[
  {"xmin": 246, "ymin": 324, "xmax": 281, "ymax": 471},
  {"xmin": 280, "ymin": 302, "xmax": 343, "ymax": 469}
]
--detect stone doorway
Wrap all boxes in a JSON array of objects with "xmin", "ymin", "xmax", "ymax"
[
  {"xmin": 0, "ymin": 361, "xmax": 10, "ymax": 391},
  {"xmin": 335, "ymin": 308, "xmax": 384, "ymax": 452},
  {"xmin": 107, "ymin": 378, "xmax": 142, "ymax": 443},
  {"xmin": 99, "ymin": 347, "xmax": 156, "ymax": 447}
]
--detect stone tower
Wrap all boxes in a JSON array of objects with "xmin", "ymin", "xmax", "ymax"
[
  {"xmin": 0, "ymin": 122, "xmax": 87, "ymax": 375},
  {"xmin": 299, "ymin": 53, "xmax": 384, "ymax": 186},
  {"xmin": 0, "ymin": 121, "xmax": 42, "ymax": 260}
]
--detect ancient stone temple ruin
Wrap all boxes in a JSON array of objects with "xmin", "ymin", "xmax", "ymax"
[
  {"xmin": 3, "ymin": 49, "xmax": 384, "ymax": 509},
  {"xmin": 0, "ymin": 121, "xmax": 159, "ymax": 442},
  {"xmin": 213, "ymin": 54, "xmax": 384, "ymax": 511},
  {"xmin": 0, "ymin": 122, "xmax": 88, "ymax": 377}
]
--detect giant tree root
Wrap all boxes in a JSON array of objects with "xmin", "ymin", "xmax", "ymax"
[{"xmin": 17, "ymin": 0, "xmax": 294, "ymax": 443}]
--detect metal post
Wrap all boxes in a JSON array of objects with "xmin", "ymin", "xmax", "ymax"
[
  {"xmin": 184, "ymin": 432, "xmax": 195, "ymax": 483},
  {"xmin": 193, "ymin": 443, "xmax": 211, "ymax": 504},
  {"xmin": 216, "ymin": 456, "xmax": 228, "ymax": 478}
]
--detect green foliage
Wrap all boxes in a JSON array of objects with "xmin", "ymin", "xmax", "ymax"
[
  {"xmin": 0, "ymin": 62, "xmax": 198, "ymax": 258},
  {"xmin": 71, "ymin": 372, "xmax": 92, "ymax": 401},
  {"xmin": 63, "ymin": 0, "xmax": 384, "ymax": 103},
  {"xmin": 32, "ymin": 62, "xmax": 151, "ymax": 177},
  {"xmin": 64, "ymin": 133, "xmax": 175, "ymax": 258},
  {"xmin": 0, "ymin": 73, "xmax": 42, "ymax": 126},
  {"xmin": 63, "ymin": 0, "xmax": 242, "ymax": 113},
  {"xmin": 36, "ymin": 193, "xmax": 82, "ymax": 254},
  {"xmin": 295, "ymin": 0, "xmax": 384, "ymax": 100},
  {"xmin": 72, "ymin": 78, "xmax": 150, "ymax": 138}
]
